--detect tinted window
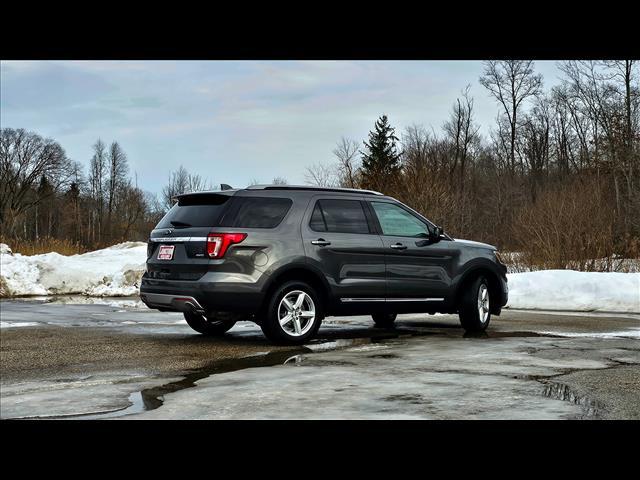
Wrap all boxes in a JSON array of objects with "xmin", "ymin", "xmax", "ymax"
[
  {"xmin": 310, "ymin": 199, "xmax": 370, "ymax": 234},
  {"xmin": 221, "ymin": 197, "xmax": 292, "ymax": 228},
  {"xmin": 371, "ymin": 202, "xmax": 429, "ymax": 237},
  {"xmin": 309, "ymin": 202, "xmax": 327, "ymax": 231},
  {"xmin": 156, "ymin": 195, "xmax": 230, "ymax": 228}
]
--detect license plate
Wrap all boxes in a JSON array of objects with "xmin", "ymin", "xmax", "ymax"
[{"xmin": 157, "ymin": 245, "xmax": 175, "ymax": 260}]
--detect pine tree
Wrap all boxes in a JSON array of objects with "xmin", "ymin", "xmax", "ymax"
[
  {"xmin": 360, "ymin": 115, "xmax": 402, "ymax": 191},
  {"xmin": 36, "ymin": 175, "xmax": 54, "ymax": 238}
]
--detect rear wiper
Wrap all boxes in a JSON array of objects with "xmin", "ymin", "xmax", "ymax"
[{"xmin": 169, "ymin": 220, "xmax": 192, "ymax": 228}]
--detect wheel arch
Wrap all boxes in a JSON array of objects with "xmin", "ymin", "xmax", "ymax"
[
  {"xmin": 453, "ymin": 262, "xmax": 503, "ymax": 315},
  {"xmin": 261, "ymin": 263, "xmax": 331, "ymax": 311}
]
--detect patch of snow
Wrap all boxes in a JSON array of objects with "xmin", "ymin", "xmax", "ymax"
[
  {"xmin": 534, "ymin": 328, "xmax": 640, "ymax": 339},
  {"xmin": 0, "ymin": 242, "xmax": 146, "ymax": 297},
  {"xmin": 0, "ymin": 321, "xmax": 40, "ymax": 328},
  {"xmin": 507, "ymin": 270, "xmax": 640, "ymax": 313}
]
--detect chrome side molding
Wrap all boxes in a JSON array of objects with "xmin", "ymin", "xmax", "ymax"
[{"xmin": 340, "ymin": 297, "xmax": 444, "ymax": 303}]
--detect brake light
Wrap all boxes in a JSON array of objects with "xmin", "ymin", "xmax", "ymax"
[{"xmin": 207, "ymin": 233, "xmax": 247, "ymax": 258}]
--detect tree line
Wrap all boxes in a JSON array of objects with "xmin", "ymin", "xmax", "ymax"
[
  {"xmin": 0, "ymin": 131, "xmax": 162, "ymax": 249},
  {"xmin": 0, "ymin": 130, "xmax": 288, "ymax": 251}
]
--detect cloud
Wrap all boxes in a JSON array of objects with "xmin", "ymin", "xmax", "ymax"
[{"xmin": 0, "ymin": 60, "xmax": 563, "ymax": 194}]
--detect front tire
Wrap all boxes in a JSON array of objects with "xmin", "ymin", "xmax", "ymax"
[
  {"xmin": 459, "ymin": 276, "xmax": 491, "ymax": 332},
  {"xmin": 260, "ymin": 280, "xmax": 323, "ymax": 345},
  {"xmin": 372, "ymin": 312, "xmax": 397, "ymax": 328},
  {"xmin": 183, "ymin": 311, "xmax": 237, "ymax": 336}
]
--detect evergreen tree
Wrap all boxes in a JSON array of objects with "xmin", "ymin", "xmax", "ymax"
[
  {"xmin": 36, "ymin": 175, "xmax": 54, "ymax": 238},
  {"xmin": 360, "ymin": 115, "xmax": 402, "ymax": 191}
]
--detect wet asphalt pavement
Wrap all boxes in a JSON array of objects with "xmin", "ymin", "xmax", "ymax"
[{"xmin": 1, "ymin": 297, "xmax": 638, "ymax": 419}]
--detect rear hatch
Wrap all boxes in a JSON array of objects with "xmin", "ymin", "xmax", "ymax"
[{"xmin": 146, "ymin": 192, "xmax": 234, "ymax": 281}]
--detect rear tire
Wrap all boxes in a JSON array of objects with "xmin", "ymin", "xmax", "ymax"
[
  {"xmin": 372, "ymin": 312, "xmax": 397, "ymax": 328},
  {"xmin": 183, "ymin": 311, "xmax": 237, "ymax": 336},
  {"xmin": 458, "ymin": 276, "xmax": 491, "ymax": 332},
  {"xmin": 260, "ymin": 280, "xmax": 323, "ymax": 345}
]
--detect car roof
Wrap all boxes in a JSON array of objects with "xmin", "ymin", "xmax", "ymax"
[
  {"xmin": 245, "ymin": 184, "xmax": 383, "ymax": 195},
  {"xmin": 174, "ymin": 184, "xmax": 384, "ymax": 201}
]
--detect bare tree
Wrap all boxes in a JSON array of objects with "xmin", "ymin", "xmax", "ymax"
[
  {"xmin": 521, "ymin": 97, "xmax": 551, "ymax": 202},
  {"xmin": 88, "ymin": 139, "xmax": 107, "ymax": 242},
  {"xmin": 333, "ymin": 137, "xmax": 361, "ymax": 188},
  {"xmin": 559, "ymin": 60, "xmax": 640, "ymax": 224},
  {"xmin": 0, "ymin": 128, "xmax": 74, "ymax": 236},
  {"xmin": 305, "ymin": 162, "xmax": 337, "ymax": 187},
  {"xmin": 161, "ymin": 165, "xmax": 210, "ymax": 210},
  {"xmin": 443, "ymin": 85, "xmax": 480, "ymax": 190},
  {"xmin": 106, "ymin": 141, "xmax": 129, "ymax": 235},
  {"xmin": 271, "ymin": 176, "xmax": 288, "ymax": 185},
  {"xmin": 480, "ymin": 61, "xmax": 543, "ymax": 174}
]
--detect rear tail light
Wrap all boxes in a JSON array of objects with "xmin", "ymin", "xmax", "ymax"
[{"xmin": 207, "ymin": 233, "xmax": 247, "ymax": 258}]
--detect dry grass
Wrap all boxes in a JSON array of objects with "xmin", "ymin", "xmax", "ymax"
[{"xmin": 0, "ymin": 237, "xmax": 90, "ymax": 256}]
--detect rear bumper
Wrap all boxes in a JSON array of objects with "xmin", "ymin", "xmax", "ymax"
[
  {"xmin": 140, "ymin": 292, "xmax": 206, "ymax": 314},
  {"xmin": 140, "ymin": 274, "xmax": 266, "ymax": 314}
]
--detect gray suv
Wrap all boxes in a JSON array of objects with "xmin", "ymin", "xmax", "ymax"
[{"xmin": 140, "ymin": 185, "xmax": 508, "ymax": 344}]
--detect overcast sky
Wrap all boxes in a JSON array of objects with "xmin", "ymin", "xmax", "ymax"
[{"xmin": 0, "ymin": 60, "xmax": 564, "ymax": 195}]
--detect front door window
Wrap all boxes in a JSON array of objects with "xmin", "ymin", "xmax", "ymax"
[{"xmin": 371, "ymin": 202, "xmax": 429, "ymax": 237}]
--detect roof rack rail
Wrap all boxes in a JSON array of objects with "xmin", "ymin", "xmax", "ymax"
[{"xmin": 245, "ymin": 184, "xmax": 383, "ymax": 196}]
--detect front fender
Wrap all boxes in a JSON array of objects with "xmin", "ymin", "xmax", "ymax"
[{"xmin": 450, "ymin": 257, "xmax": 508, "ymax": 307}]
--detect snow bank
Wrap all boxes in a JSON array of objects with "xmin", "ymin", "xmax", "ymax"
[
  {"xmin": 506, "ymin": 270, "xmax": 640, "ymax": 313},
  {"xmin": 2, "ymin": 242, "xmax": 639, "ymax": 312},
  {"xmin": 0, "ymin": 242, "xmax": 147, "ymax": 297}
]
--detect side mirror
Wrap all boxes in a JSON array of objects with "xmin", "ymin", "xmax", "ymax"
[
  {"xmin": 431, "ymin": 226, "xmax": 443, "ymax": 242},
  {"xmin": 416, "ymin": 226, "xmax": 444, "ymax": 247}
]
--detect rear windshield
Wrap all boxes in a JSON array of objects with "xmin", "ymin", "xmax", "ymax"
[
  {"xmin": 155, "ymin": 194, "xmax": 231, "ymax": 229},
  {"xmin": 155, "ymin": 195, "xmax": 291, "ymax": 229}
]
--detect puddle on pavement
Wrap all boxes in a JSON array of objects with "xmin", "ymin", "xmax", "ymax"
[
  {"xmin": 53, "ymin": 327, "xmax": 447, "ymax": 420},
  {"xmin": 30, "ymin": 324, "xmax": 571, "ymax": 420},
  {"xmin": 54, "ymin": 333, "xmax": 396, "ymax": 419}
]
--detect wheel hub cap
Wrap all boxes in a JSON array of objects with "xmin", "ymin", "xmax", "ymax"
[
  {"xmin": 477, "ymin": 284, "xmax": 490, "ymax": 324},
  {"xmin": 278, "ymin": 290, "xmax": 316, "ymax": 337}
]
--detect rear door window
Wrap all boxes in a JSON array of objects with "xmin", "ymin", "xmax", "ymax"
[
  {"xmin": 309, "ymin": 199, "xmax": 371, "ymax": 234},
  {"xmin": 221, "ymin": 197, "xmax": 292, "ymax": 228}
]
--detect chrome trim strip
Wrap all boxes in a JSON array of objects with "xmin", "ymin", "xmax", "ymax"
[
  {"xmin": 340, "ymin": 297, "xmax": 444, "ymax": 303},
  {"xmin": 386, "ymin": 297, "xmax": 444, "ymax": 302},
  {"xmin": 149, "ymin": 237, "xmax": 208, "ymax": 243},
  {"xmin": 340, "ymin": 298, "xmax": 385, "ymax": 303}
]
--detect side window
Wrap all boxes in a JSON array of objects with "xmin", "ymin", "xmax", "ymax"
[
  {"xmin": 371, "ymin": 202, "xmax": 429, "ymax": 237},
  {"xmin": 222, "ymin": 197, "xmax": 292, "ymax": 228},
  {"xmin": 309, "ymin": 202, "xmax": 327, "ymax": 231},
  {"xmin": 309, "ymin": 199, "xmax": 371, "ymax": 234}
]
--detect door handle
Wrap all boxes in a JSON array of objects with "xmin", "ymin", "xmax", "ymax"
[
  {"xmin": 311, "ymin": 239, "xmax": 331, "ymax": 246},
  {"xmin": 390, "ymin": 243, "xmax": 407, "ymax": 250}
]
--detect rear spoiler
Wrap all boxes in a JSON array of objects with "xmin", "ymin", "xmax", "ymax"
[{"xmin": 172, "ymin": 184, "xmax": 236, "ymax": 203}]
